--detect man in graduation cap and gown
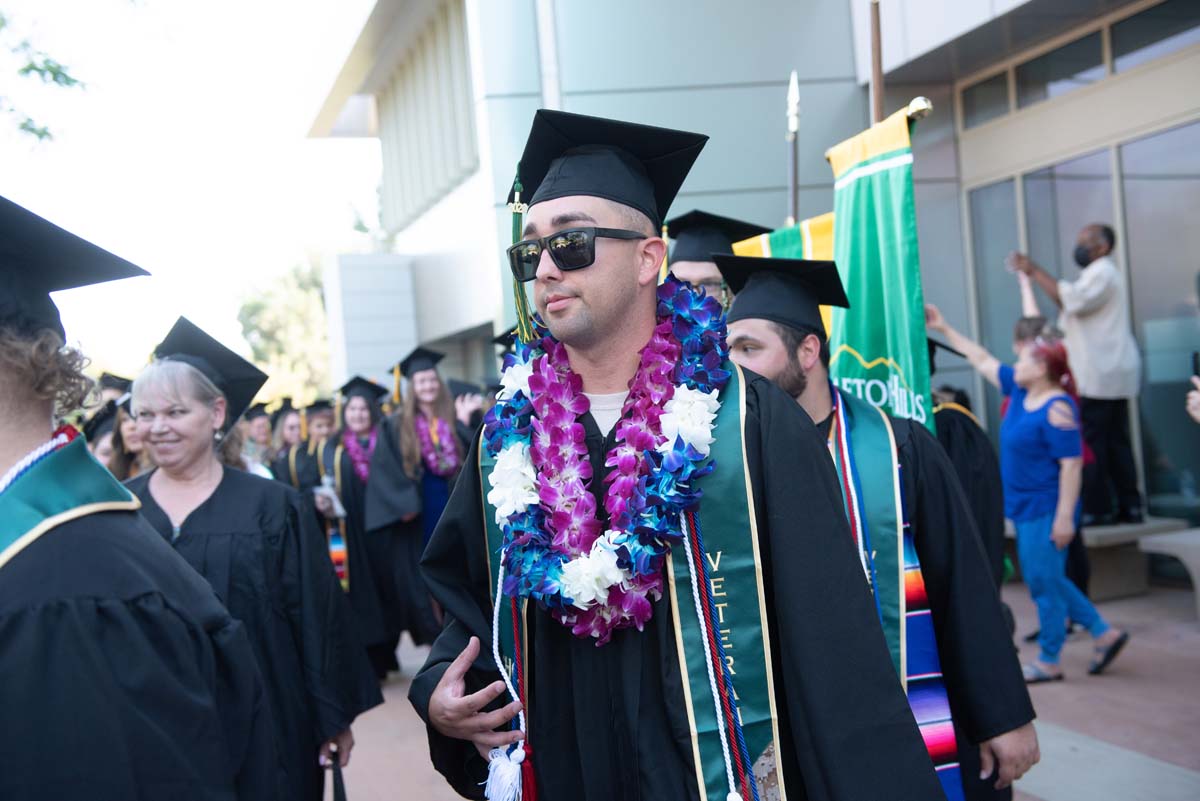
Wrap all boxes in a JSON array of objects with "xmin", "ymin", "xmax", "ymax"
[
  {"xmin": 718, "ymin": 254, "xmax": 1039, "ymax": 801},
  {"xmin": 0, "ymin": 196, "xmax": 278, "ymax": 800},
  {"xmin": 128, "ymin": 320, "xmax": 382, "ymax": 800},
  {"xmin": 665, "ymin": 209, "xmax": 771, "ymax": 311},
  {"xmin": 409, "ymin": 109, "xmax": 945, "ymax": 801},
  {"xmin": 97, "ymin": 370, "xmax": 133, "ymax": 403}
]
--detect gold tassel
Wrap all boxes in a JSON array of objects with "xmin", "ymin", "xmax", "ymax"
[
  {"xmin": 300, "ymin": 408, "xmax": 308, "ymax": 441},
  {"xmin": 510, "ymin": 171, "xmax": 536, "ymax": 344},
  {"xmin": 658, "ymin": 223, "xmax": 670, "ymax": 284},
  {"xmin": 334, "ymin": 393, "xmax": 343, "ymax": 427},
  {"xmin": 393, "ymin": 365, "xmax": 401, "ymax": 405}
]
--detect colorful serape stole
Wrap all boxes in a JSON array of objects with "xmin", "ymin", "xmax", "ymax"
[
  {"xmin": 328, "ymin": 526, "xmax": 349, "ymax": 591},
  {"xmin": 829, "ymin": 388, "xmax": 964, "ymax": 801}
]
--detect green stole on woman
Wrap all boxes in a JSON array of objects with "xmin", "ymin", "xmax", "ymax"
[
  {"xmin": 0, "ymin": 437, "xmax": 140, "ymax": 573},
  {"xmin": 478, "ymin": 364, "xmax": 788, "ymax": 800}
]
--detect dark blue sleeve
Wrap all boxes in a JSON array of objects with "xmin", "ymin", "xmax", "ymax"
[{"xmin": 998, "ymin": 363, "xmax": 1016, "ymax": 397}]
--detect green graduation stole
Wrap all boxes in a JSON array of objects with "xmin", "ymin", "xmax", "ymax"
[
  {"xmin": 478, "ymin": 365, "xmax": 785, "ymax": 800},
  {"xmin": 828, "ymin": 388, "xmax": 964, "ymax": 800},
  {"xmin": 0, "ymin": 437, "xmax": 140, "ymax": 574}
]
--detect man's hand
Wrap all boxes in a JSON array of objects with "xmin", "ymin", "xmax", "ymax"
[
  {"xmin": 1006, "ymin": 251, "xmax": 1034, "ymax": 275},
  {"xmin": 979, "ymin": 722, "xmax": 1040, "ymax": 789},
  {"xmin": 1187, "ymin": 376, "xmax": 1200, "ymax": 425},
  {"xmin": 924, "ymin": 303, "xmax": 947, "ymax": 334},
  {"xmin": 428, "ymin": 636, "xmax": 523, "ymax": 759},
  {"xmin": 1051, "ymin": 515, "xmax": 1076, "ymax": 549},
  {"xmin": 319, "ymin": 728, "xmax": 355, "ymax": 769}
]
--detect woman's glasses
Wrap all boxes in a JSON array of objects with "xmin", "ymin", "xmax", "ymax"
[{"xmin": 507, "ymin": 227, "xmax": 647, "ymax": 282}]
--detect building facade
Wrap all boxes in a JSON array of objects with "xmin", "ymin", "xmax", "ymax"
[{"xmin": 313, "ymin": 0, "xmax": 1199, "ymax": 522}]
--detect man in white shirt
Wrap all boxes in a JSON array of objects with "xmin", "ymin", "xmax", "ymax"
[{"xmin": 1010, "ymin": 223, "xmax": 1144, "ymax": 525}]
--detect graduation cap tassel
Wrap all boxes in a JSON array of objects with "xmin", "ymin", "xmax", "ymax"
[
  {"xmin": 509, "ymin": 171, "xmax": 536, "ymax": 344},
  {"xmin": 393, "ymin": 365, "xmax": 401, "ymax": 406},
  {"xmin": 334, "ymin": 393, "xmax": 343, "ymax": 427},
  {"xmin": 299, "ymin": 407, "xmax": 308, "ymax": 442},
  {"xmin": 658, "ymin": 223, "xmax": 670, "ymax": 285}
]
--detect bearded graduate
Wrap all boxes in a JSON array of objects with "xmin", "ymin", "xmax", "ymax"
[
  {"xmin": 126, "ymin": 320, "xmax": 382, "ymax": 801},
  {"xmin": 0, "ymin": 196, "xmax": 276, "ymax": 800},
  {"xmin": 719, "ymin": 255, "xmax": 1038, "ymax": 801},
  {"xmin": 408, "ymin": 110, "xmax": 943, "ymax": 801}
]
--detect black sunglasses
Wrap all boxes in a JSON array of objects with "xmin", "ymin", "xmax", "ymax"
[{"xmin": 507, "ymin": 227, "xmax": 648, "ymax": 282}]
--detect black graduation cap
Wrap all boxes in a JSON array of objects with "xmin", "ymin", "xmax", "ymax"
[
  {"xmin": 338, "ymin": 376, "xmax": 388, "ymax": 402},
  {"xmin": 305, "ymin": 398, "xmax": 334, "ymax": 415},
  {"xmin": 245, "ymin": 403, "xmax": 268, "ymax": 421},
  {"xmin": 718, "ymin": 255, "xmax": 849, "ymax": 335},
  {"xmin": 507, "ymin": 110, "xmax": 708, "ymax": 229},
  {"xmin": 1, "ymin": 195, "xmax": 149, "ymax": 340},
  {"xmin": 927, "ymin": 338, "xmax": 966, "ymax": 376},
  {"xmin": 98, "ymin": 372, "xmax": 133, "ymax": 393},
  {"xmin": 448, "ymin": 379, "xmax": 482, "ymax": 399},
  {"xmin": 153, "ymin": 317, "xmax": 269, "ymax": 432},
  {"xmin": 82, "ymin": 399, "xmax": 119, "ymax": 442},
  {"xmin": 666, "ymin": 210, "xmax": 771, "ymax": 264},
  {"xmin": 117, "ymin": 392, "xmax": 132, "ymax": 414},
  {"xmin": 493, "ymin": 325, "xmax": 517, "ymax": 349},
  {"xmin": 269, "ymin": 397, "xmax": 295, "ymax": 428},
  {"xmin": 397, "ymin": 346, "xmax": 444, "ymax": 378}
]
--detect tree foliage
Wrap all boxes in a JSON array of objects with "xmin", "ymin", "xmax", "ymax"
[
  {"xmin": 0, "ymin": 9, "xmax": 83, "ymax": 140},
  {"xmin": 238, "ymin": 261, "xmax": 331, "ymax": 403}
]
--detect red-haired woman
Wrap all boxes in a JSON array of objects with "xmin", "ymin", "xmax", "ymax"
[{"xmin": 927, "ymin": 304, "xmax": 1129, "ymax": 683}]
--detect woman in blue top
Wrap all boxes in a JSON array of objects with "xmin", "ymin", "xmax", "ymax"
[{"xmin": 927, "ymin": 305, "xmax": 1129, "ymax": 682}]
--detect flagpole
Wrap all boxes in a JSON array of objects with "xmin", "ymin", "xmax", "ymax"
[
  {"xmin": 870, "ymin": 0, "xmax": 884, "ymax": 124},
  {"xmin": 785, "ymin": 70, "xmax": 800, "ymax": 227}
]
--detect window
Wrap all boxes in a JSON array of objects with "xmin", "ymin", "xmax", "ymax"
[
  {"xmin": 1120, "ymin": 121, "xmax": 1200, "ymax": 523},
  {"xmin": 1016, "ymin": 31, "xmax": 1106, "ymax": 109},
  {"xmin": 376, "ymin": 0, "xmax": 477, "ymax": 233},
  {"xmin": 968, "ymin": 179, "xmax": 1020, "ymax": 437},
  {"xmin": 1112, "ymin": 0, "xmax": 1200, "ymax": 73},
  {"xmin": 962, "ymin": 72, "xmax": 1009, "ymax": 129}
]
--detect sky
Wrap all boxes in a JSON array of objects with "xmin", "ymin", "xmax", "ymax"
[{"xmin": 1, "ymin": 0, "xmax": 382, "ymax": 375}]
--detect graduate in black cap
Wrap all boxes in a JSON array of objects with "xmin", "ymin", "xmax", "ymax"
[
  {"xmin": 410, "ymin": 110, "xmax": 945, "ymax": 801},
  {"xmin": 82, "ymin": 397, "xmax": 120, "ymax": 467},
  {"xmin": 0, "ymin": 196, "xmax": 277, "ymax": 800},
  {"xmin": 665, "ymin": 209, "xmax": 770, "ymax": 310},
  {"xmin": 127, "ymin": 319, "xmax": 382, "ymax": 801},
  {"xmin": 721, "ymin": 255, "xmax": 1039, "ymax": 801},
  {"xmin": 97, "ymin": 370, "xmax": 132, "ymax": 403},
  {"xmin": 269, "ymin": 397, "xmax": 302, "ymax": 461},
  {"xmin": 242, "ymin": 401, "xmax": 273, "ymax": 469}
]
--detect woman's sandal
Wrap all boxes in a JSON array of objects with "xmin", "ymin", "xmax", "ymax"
[
  {"xmin": 1022, "ymin": 662, "xmax": 1064, "ymax": 684},
  {"xmin": 1088, "ymin": 631, "xmax": 1130, "ymax": 675}
]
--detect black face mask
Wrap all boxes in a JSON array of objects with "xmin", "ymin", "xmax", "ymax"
[{"xmin": 1073, "ymin": 245, "xmax": 1093, "ymax": 267}]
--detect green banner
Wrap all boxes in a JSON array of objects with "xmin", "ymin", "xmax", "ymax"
[{"xmin": 826, "ymin": 108, "xmax": 933, "ymax": 431}]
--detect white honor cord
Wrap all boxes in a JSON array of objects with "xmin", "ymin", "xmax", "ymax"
[
  {"xmin": 490, "ymin": 561, "xmax": 528, "ymax": 739},
  {"xmin": 680, "ymin": 515, "xmax": 741, "ymax": 801},
  {"xmin": 0, "ymin": 433, "xmax": 68, "ymax": 496}
]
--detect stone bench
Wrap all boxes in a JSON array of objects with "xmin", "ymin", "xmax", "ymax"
[
  {"xmin": 1140, "ymin": 529, "xmax": 1200, "ymax": 619},
  {"xmin": 1005, "ymin": 516, "xmax": 1190, "ymax": 601}
]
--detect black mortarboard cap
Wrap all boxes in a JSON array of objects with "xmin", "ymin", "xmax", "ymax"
[
  {"xmin": 83, "ymin": 399, "xmax": 119, "ymax": 442},
  {"xmin": 99, "ymin": 372, "xmax": 133, "ymax": 393},
  {"xmin": 305, "ymin": 398, "xmax": 334, "ymax": 415},
  {"xmin": 153, "ymin": 317, "xmax": 269, "ymax": 432},
  {"xmin": 339, "ymin": 376, "xmax": 388, "ymax": 402},
  {"xmin": 396, "ymin": 347, "xmax": 444, "ymax": 378},
  {"xmin": 448, "ymin": 379, "xmax": 482, "ymax": 399},
  {"xmin": 269, "ymin": 397, "xmax": 295, "ymax": 428},
  {"xmin": 666, "ymin": 210, "xmax": 771, "ymax": 264},
  {"xmin": 493, "ymin": 325, "xmax": 517, "ymax": 349},
  {"xmin": 117, "ymin": 392, "xmax": 132, "ymax": 414},
  {"xmin": 508, "ymin": 110, "xmax": 708, "ymax": 229},
  {"xmin": 927, "ymin": 338, "xmax": 965, "ymax": 376},
  {"xmin": 1, "ymin": 195, "xmax": 149, "ymax": 340},
  {"xmin": 245, "ymin": 403, "xmax": 268, "ymax": 421},
  {"xmin": 719, "ymin": 256, "xmax": 849, "ymax": 335}
]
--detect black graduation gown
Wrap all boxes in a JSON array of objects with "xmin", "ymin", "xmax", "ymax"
[
  {"xmin": 127, "ymin": 468, "xmax": 383, "ymax": 801},
  {"xmin": 365, "ymin": 414, "xmax": 441, "ymax": 647},
  {"xmin": 933, "ymin": 407, "xmax": 1007, "ymax": 589},
  {"xmin": 888, "ymin": 418, "xmax": 1035, "ymax": 801},
  {"xmin": 0, "ymin": 509, "xmax": 280, "ymax": 800},
  {"xmin": 409, "ymin": 371, "xmax": 945, "ymax": 801}
]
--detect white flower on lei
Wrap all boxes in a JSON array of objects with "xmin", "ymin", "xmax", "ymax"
[
  {"xmin": 496, "ymin": 360, "xmax": 534, "ymax": 401},
  {"xmin": 486, "ymin": 442, "xmax": 538, "ymax": 524},
  {"xmin": 657, "ymin": 385, "xmax": 721, "ymax": 457},
  {"xmin": 559, "ymin": 532, "xmax": 626, "ymax": 610}
]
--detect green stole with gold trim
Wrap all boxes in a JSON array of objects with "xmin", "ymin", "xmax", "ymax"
[
  {"xmin": 0, "ymin": 437, "xmax": 140, "ymax": 572},
  {"xmin": 478, "ymin": 365, "xmax": 785, "ymax": 800}
]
